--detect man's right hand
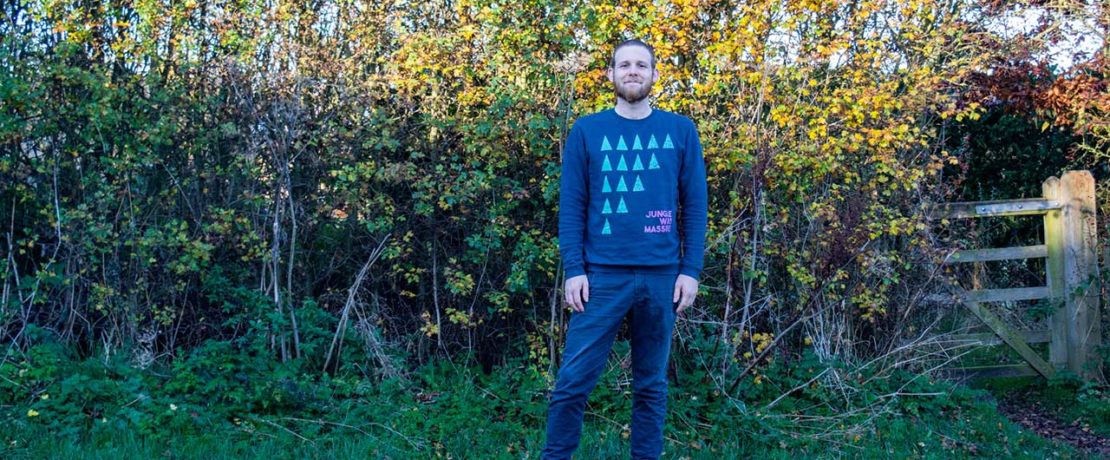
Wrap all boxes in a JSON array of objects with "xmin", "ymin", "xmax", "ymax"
[{"xmin": 564, "ymin": 275, "xmax": 590, "ymax": 312}]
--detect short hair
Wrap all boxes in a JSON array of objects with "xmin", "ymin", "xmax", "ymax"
[{"xmin": 610, "ymin": 39, "xmax": 655, "ymax": 69}]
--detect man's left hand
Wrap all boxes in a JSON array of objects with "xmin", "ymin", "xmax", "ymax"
[{"xmin": 673, "ymin": 274, "xmax": 698, "ymax": 315}]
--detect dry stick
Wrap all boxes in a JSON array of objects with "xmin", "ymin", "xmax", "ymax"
[
  {"xmin": 277, "ymin": 416, "xmax": 381, "ymax": 440},
  {"xmin": 350, "ymin": 293, "xmax": 401, "ymax": 379},
  {"xmin": 476, "ymin": 169, "xmax": 524, "ymax": 348},
  {"xmin": 3, "ymin": 195, "xmax": 20, "ymax": 350},
  {"xmin": 262, "ymin": 96, "xmax": 300, "ymax": 362},
  {"xmin": 431, "ymin": 239, "xmax": 444, "ymax": 353},
  {"xmin": 253, "ymin": 416, "xmax": 316, "ymax": 446},
  {"xmin": 779, "ymin": 348, "xmax": 973, "ymax": 441},
  {"xmin": 284, "ymin": 157, "xmax": 301, "ymax": 359},
  {"xmin": 277, "ymin": 105, "xmax": 302, "ymax": 360},
  {"xmin": 727, "ymin": 307, "xmax": 806, "ymax": 395},
  {"xmin": 324, "ymin": 234, "xmax": 390, "ymax": 373},
  {"xmin": 738, "ymin": 190, "xmax": 763, "ymax": 363},
  {"xmin": 856, "ymin": 358, "xmax": 963, "ymax": 421},
  {"xmin": 726, "ymin": 241, "xmax": 872, "ymax": 394},
  {"xmin": 549, "ymin": 72, "xmax": 575, "ymax": 377},
  {"xmin": 465, "ymin": 192, "xmax": 495, "ymax": 352},
  {"xmin": 885, "ymin": 249, "xmax": 952, "ymax": 355},
  {"xmin": 271, "ymin": 193, "xmax": 288, "ymax": 362},
  {"xmin": 49, "ymin": 143, "xmax": 71, "ymax": 341},
  {"xmin": 699, "ymin": 168, "xmax": 750, "ymax": 370},
  {"xmin": 367, "ymin": 421, "xmax": 426, "ymax": 450},
  {"xmin": 764, "ymin": 367, "xmax": 830, "ymax": 410},
  {"xmin": 240, "ymin": 79, "xmax": 271, "ymax": 359},
  {"xmin": 236, "ymin": 426, "xmax": 277, "ymax": 440},
  {"xmin": 585, "ymin": 409, "xmax": 690, "ymax": 448},
  {"xmin": 549, "ymin": 262, "xmax": 564, "ymax": 378},
  {"xmin": 6, "ymin": 142, "xmax": 64, "ymax": 350},
  {"xmin": 719, "ymin": 189, "xmax": 763, "ymax": 380},
  {"xmin": 736, "ymin": 53, "xmax": 770, "ymax": 380},
  {"xmin": 719, "ymin": 213, "xmax": 735, "ymax": 371},
  {"xmin": 856, "ymin": 315, "xmax": 956, "ymax": 386},
  {"xmin": 696, "ymin": 295, "xmax": 775, "ymax": 404}
]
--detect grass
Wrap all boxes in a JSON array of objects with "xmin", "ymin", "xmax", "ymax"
[
  {"xmin": 0, "ymin": 367, "xmax": 1093, "ymax": 459},
  {"xmin": 0, "ymin": 413, "xmax": 1085, "ymax": 460},
  {"xmin": 0, "ymin": 340, "xmax": 1100, "ymax": 459}
]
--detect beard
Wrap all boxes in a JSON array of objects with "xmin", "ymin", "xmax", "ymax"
[{"xmin": 613, "ymin": 79, "xmax": 653, "ymax": 104}]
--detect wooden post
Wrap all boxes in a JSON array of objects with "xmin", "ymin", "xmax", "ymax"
[
  {"xmin": 963, "ymin": 300, "xmax": 1055, "ymax": 378},
  {"xmin": 1059, "ymin": 171, "xmax": 1101, "ymax": 379},
  {"xmin": 1043, "ymin": 177, "xmax": 1069, "ymax": 370}
]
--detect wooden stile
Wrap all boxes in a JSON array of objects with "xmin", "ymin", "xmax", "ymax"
[
  {"xmin": 1043, "ymin": 177, "xmax": 1070, "ymax": 369},
  {"xmin": 1059, "ymin": 172, "xmax": 1101, "ymax": 379},
  {"xmin": 947, "ymin": 245, "xmax": 1047, "ymax": 264},
  {"xmin": 929, "ymin": 171, "xmax": 1102, "ymax": 382}
]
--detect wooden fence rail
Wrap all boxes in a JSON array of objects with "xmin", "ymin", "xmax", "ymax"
[{"xmin": 927, "ymin": 171, "xmax": 1102, "ymax": 381}]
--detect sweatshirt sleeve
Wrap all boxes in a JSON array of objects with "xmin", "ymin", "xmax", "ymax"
[
  {"xmin": 558, "ymin": 122, "xmax": 589, "ymax": 278},
  {"xmin": 678, "ymin": 118, "xmax": 708, "ymax": 280}
]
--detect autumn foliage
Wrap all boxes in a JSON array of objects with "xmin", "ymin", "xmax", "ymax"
[{"xmin": 0, "ymin": 0, "xmax": 1106, "ymax": 382}]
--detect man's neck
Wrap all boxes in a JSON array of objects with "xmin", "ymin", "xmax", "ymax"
[{"xmin": 614, "ymin": 99, "xmax": 652, "ymax": 120}]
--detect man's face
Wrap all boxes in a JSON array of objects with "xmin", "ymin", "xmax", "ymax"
[{"xmin": 607, "ymin": 45, "xmax": 658, "ymax": 104}]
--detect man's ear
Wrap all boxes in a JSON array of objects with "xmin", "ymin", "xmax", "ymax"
[{"xmin": 606, "ymin": 67, "xmax": 614, "ymax": 83}]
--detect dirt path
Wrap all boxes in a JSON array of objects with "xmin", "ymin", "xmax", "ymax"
[{"xmin": 995, "ymin": 395, "xmax": 1110, "ymax": 458}]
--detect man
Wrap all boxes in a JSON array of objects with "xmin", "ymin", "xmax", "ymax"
[{"xmin": 543, "ymin": 39, "xmax": 708, "ymax": 460}]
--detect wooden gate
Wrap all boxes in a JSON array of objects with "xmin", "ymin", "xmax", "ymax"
[{"xmin": 927, "ymin": 171, "xmax": 1102, "ymax": 381}]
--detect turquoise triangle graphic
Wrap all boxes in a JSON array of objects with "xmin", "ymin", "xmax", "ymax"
[
  {"xmin": 647, "ymin": 135, "xmax": 659, "ymax": 149},
  {"xmin": 632, "ymin": 135, "xmax": 643, "ymax": 150},
  {"xmin": 601, "ymin": 136, "xmax": 612, "ymax": 151},
  {"xmin": 602, "ymin": 198, "xmax": 612, "ymax": 214},
  {"xmin": 648, "ymin": 153, "xmax": 660, "ymax": 169},
  {"xmin": 616, "ymin": 136, "xmax": 628, "ymax": 151},
  {"xmin": 616, "ymin": 176, "xmax": 628, "ymax": 192},
  {"xmin": 633, "ymin": 176, "xmax": 644, "ymax": 192},
  {"xmin": 601, "ymin": 155, "xmax": 612, "ymax": 171},
  {"xmin": 616, "ymin": 155, "xmax": 628, "ymax": 171},
  {"xmin": 601, "ymin": 218, "xmax": 611, "ymax": 235},
  {"xmin": 662, "ymin": 134, "xmax": 674, "ymax": 149},
  {"xmin": 617, "ymin": 196, "xmax": 628, "ymax": 213},
  {"xmin": 602, "ymin": 176, "xmax": 612, "ymax": 193},
  {"xmin": 632, "ymin": 155, "xmax": 644, "ymax": 171}
]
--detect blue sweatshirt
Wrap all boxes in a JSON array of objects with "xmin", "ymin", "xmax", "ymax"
[{"xmin": 558, "ymin": 108, "xmax": 708, "ymax": 280}]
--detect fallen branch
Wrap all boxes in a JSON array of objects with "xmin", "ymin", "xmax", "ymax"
[{"xmin": 323, "ymin": 234, "xmax": 390, "ymax": 373}]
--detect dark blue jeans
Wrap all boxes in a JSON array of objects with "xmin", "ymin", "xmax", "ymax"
[{"xmin": 543, "ymin": 269, "xmax": 678, "ymax": 460}]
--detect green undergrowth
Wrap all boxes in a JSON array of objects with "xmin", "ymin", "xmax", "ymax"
[{"xmin": 0, "ymin": 340, "xmax": 1090, "ymax": 459}]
